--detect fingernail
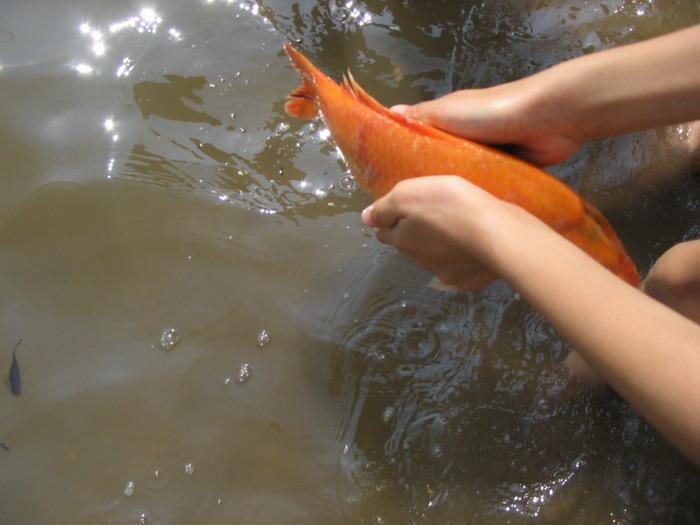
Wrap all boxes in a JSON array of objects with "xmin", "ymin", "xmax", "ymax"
[
  {"xmin": 390, "ymin": 104, "xmax": 409, "ymax": 115},
  {"xmin": 361, "ymin": 205, "xmax": 373, "ymax": 226}
]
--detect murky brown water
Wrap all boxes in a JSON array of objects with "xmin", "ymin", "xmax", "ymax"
[{"xmin": 1, "ymin": 1, "xmax": 700, "ymax": 523}]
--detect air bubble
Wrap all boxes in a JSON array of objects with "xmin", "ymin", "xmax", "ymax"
[
  {"xmin": 153, "ymin": 468, "xmax": 160, "ymax": 479},
  {"xmin": 159, "ymin": 328, "xmax": 180, "ymax": 350},
  {"xmin": 256, "ymin": 329, "xmax": 271, "ymax": 348},
  {"xmin": 238, "ymin": 363, "xmax": 252, "ymax": 383},
  {"xmin": 124, "ymin": 480, "xmax": 135, "ymax": 497},
  {"xmin": 137, "ymin": 513, "xmax": 147, "ymax": 524},
  {"xmin": 224, "ymin": 377, "xmax": 232, "ymax": 386},
  {"xmin": 339, "ymin": 174, "xmax": 356, "ymax": 192},
  {"xmin": 184, "ymin": 463, "xmax": 195, "ymax": 475}
]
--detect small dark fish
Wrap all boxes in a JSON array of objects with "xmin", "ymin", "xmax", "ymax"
[
  {"xmin": 0, "ymin": 443, "xmax": 9, "ymax": 452},
  {"xmin": 5, "ymin": 339, "xmax": 21, "ymax": 397}
]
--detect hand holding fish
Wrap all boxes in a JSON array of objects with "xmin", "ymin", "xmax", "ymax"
[
  {"xmin": 391, "ymin": 81, "xmax": 583, "ymax": 167},
  {"xmin": 393, "ymin": 24, "xmax": 700, "ymax": 168},
  {"xmin": 362, "ymin": 176, "xmax": 517, "ymax": 291},
  {"xmin": 284, "ymin": 25, "xmax": 700, "ymax": 466}
]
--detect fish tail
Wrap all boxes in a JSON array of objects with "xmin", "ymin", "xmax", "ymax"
[{"xmin": 284, "ymin": 43, "xmax": 323, "ymax": 120}]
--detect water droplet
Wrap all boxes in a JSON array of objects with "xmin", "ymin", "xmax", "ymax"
[
  {"xmin": 184, "ymin": 463, "xmax": 195, "ymax": 475},
  {"xmin": 137, "ymin": 513, "xmax": 147, "ymax": 524},
  {"xmin": 238, "ymin": 363, "xmax": 252, "ymax": 384},
  {"xmin": 153, "ymin": 468, "xmax": 160, "ymax": 479},
  {"xmin": 256, "ymin": 329, "xmax": 271, "ymax": 348},
  {"xmin": 123, "ymin": 480, "xmax": 135, "ymax": 497},
  {"xmin": 339, "ymin": 174, "xmax": 356, "ymax": 192},
  {"xmin": 159, "ymin": 328, "xmax": 180, "ymax": 351},
  {"xmin": 224, "ymin": 377, "xmax": 232, "ymax": 386}
]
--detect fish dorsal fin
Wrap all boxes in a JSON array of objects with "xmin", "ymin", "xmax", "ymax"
[{"xmin": 344, "ymin": 70, "xmax": 467, "ymax": 146}]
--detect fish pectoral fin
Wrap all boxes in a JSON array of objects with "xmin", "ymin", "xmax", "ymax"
[{"xmin": 285, "ymin": 82, "xmax": 318, "ymax": 120}]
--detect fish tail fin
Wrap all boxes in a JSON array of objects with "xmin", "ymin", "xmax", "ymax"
[{"xmin": 284, "ymin": 43, "xmax": 322, "ymax": 120}]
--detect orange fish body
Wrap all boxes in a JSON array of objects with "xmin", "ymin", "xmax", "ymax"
[{"xmin": 283, "ymin": 43, "xmax": 640, "ymax": 286}]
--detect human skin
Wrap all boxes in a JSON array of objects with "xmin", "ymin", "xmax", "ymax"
[
  {"xmin": 392, "ymin": 24, "xmax": 700, "ymax": 167},
  {"xmin": 362, "ymin": 177, "xmax": 700, "ymax": 465},
  {"xmin": 365, "ymin": 25, "xmax": 700, "ymax": 463}
]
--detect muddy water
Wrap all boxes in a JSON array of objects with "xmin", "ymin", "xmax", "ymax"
[{"xmin": 1, "ymin": 1, "xmax": 700, "ymax": 523}]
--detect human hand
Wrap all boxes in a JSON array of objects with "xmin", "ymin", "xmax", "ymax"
[
  {"xmin": 362, "ymin": 176, "xmax": 537, "ymax": 291},
  {"xmin": 392, "ymin": 77, "xmax": 585, "ymax": 167}
]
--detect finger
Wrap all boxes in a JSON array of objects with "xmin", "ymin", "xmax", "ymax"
[
  {"xmin": 374, "ymin": 227, "xmax": 397, "ymax": 246},
  {"xmin": 391, "ymin": 102, "xmax": 443, "ymax": 128},
  {"xmin": 402, "ymin": 99, "xmax": 447, "ymax": 128},
  {"xmin": 363, "ymin": 195, "xmax": 405, "ymax": 229},
  {"xmin": 390, "ymin": 104, "xmax": 410, "ymax": 115}
]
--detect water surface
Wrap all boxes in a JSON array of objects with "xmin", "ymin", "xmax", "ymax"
[{"xmin": 1, "ymin": 1, "xmax": 700, "ymax": 523}]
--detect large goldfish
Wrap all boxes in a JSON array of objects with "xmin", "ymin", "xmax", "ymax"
[{"xmin": 283, "ymin": 43, "xmax": 639, "ymax": 286}]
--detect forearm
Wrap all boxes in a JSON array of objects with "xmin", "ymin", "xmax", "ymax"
[
  {"xmin": 484, "ymin": 211, "xmax": 700, "ymax": 463},
  {"xmin": 533, "ymin": 24, "xmax": 700, "ymax": 141}
]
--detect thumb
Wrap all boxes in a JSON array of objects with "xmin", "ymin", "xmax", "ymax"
[
  {"xmin": 390, "ymin": 101, "xmax": 443, "ymax": 128},
  {"xmin": 361, "ymin": 195, "xmax": 405, "ymax": 229}
]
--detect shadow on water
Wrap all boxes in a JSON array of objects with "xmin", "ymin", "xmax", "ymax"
[
  {"xmin": 1, "ymin": 0, "xmax": 700, "ymax": 523},
  {"xmin": 134, "ymin": 75, "xmax": 223, "ymax": 125}
]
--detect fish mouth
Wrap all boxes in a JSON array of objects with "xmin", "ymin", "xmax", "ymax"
[{"xmin": 289, "ymin": 91, "xmax": 312, "ymax": 100}]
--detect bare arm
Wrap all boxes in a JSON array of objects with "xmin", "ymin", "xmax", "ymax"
[
  {"xmin": 395, "ymin": 24, "xmax": 700, "ymax": 166},
  {"xmin": 484, "ymin": 193, "xmax": 700, "ymax": 464},
  {"xmin": 364, "ymin": 176, "xmax": 700, "ymax": 464}
]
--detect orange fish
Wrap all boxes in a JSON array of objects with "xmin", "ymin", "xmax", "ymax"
[{"xmin": 283, "ymin": 43, "xmax": 640, "ymax": 286}]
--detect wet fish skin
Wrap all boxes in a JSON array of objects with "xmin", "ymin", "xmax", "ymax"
[
  {"xmin": 5, "ymin": 339, "xmax": 21, "ymax": 397},
  {"xmin": 283, "ymin": 44, "xmax": 640, "ymax": 286}
]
